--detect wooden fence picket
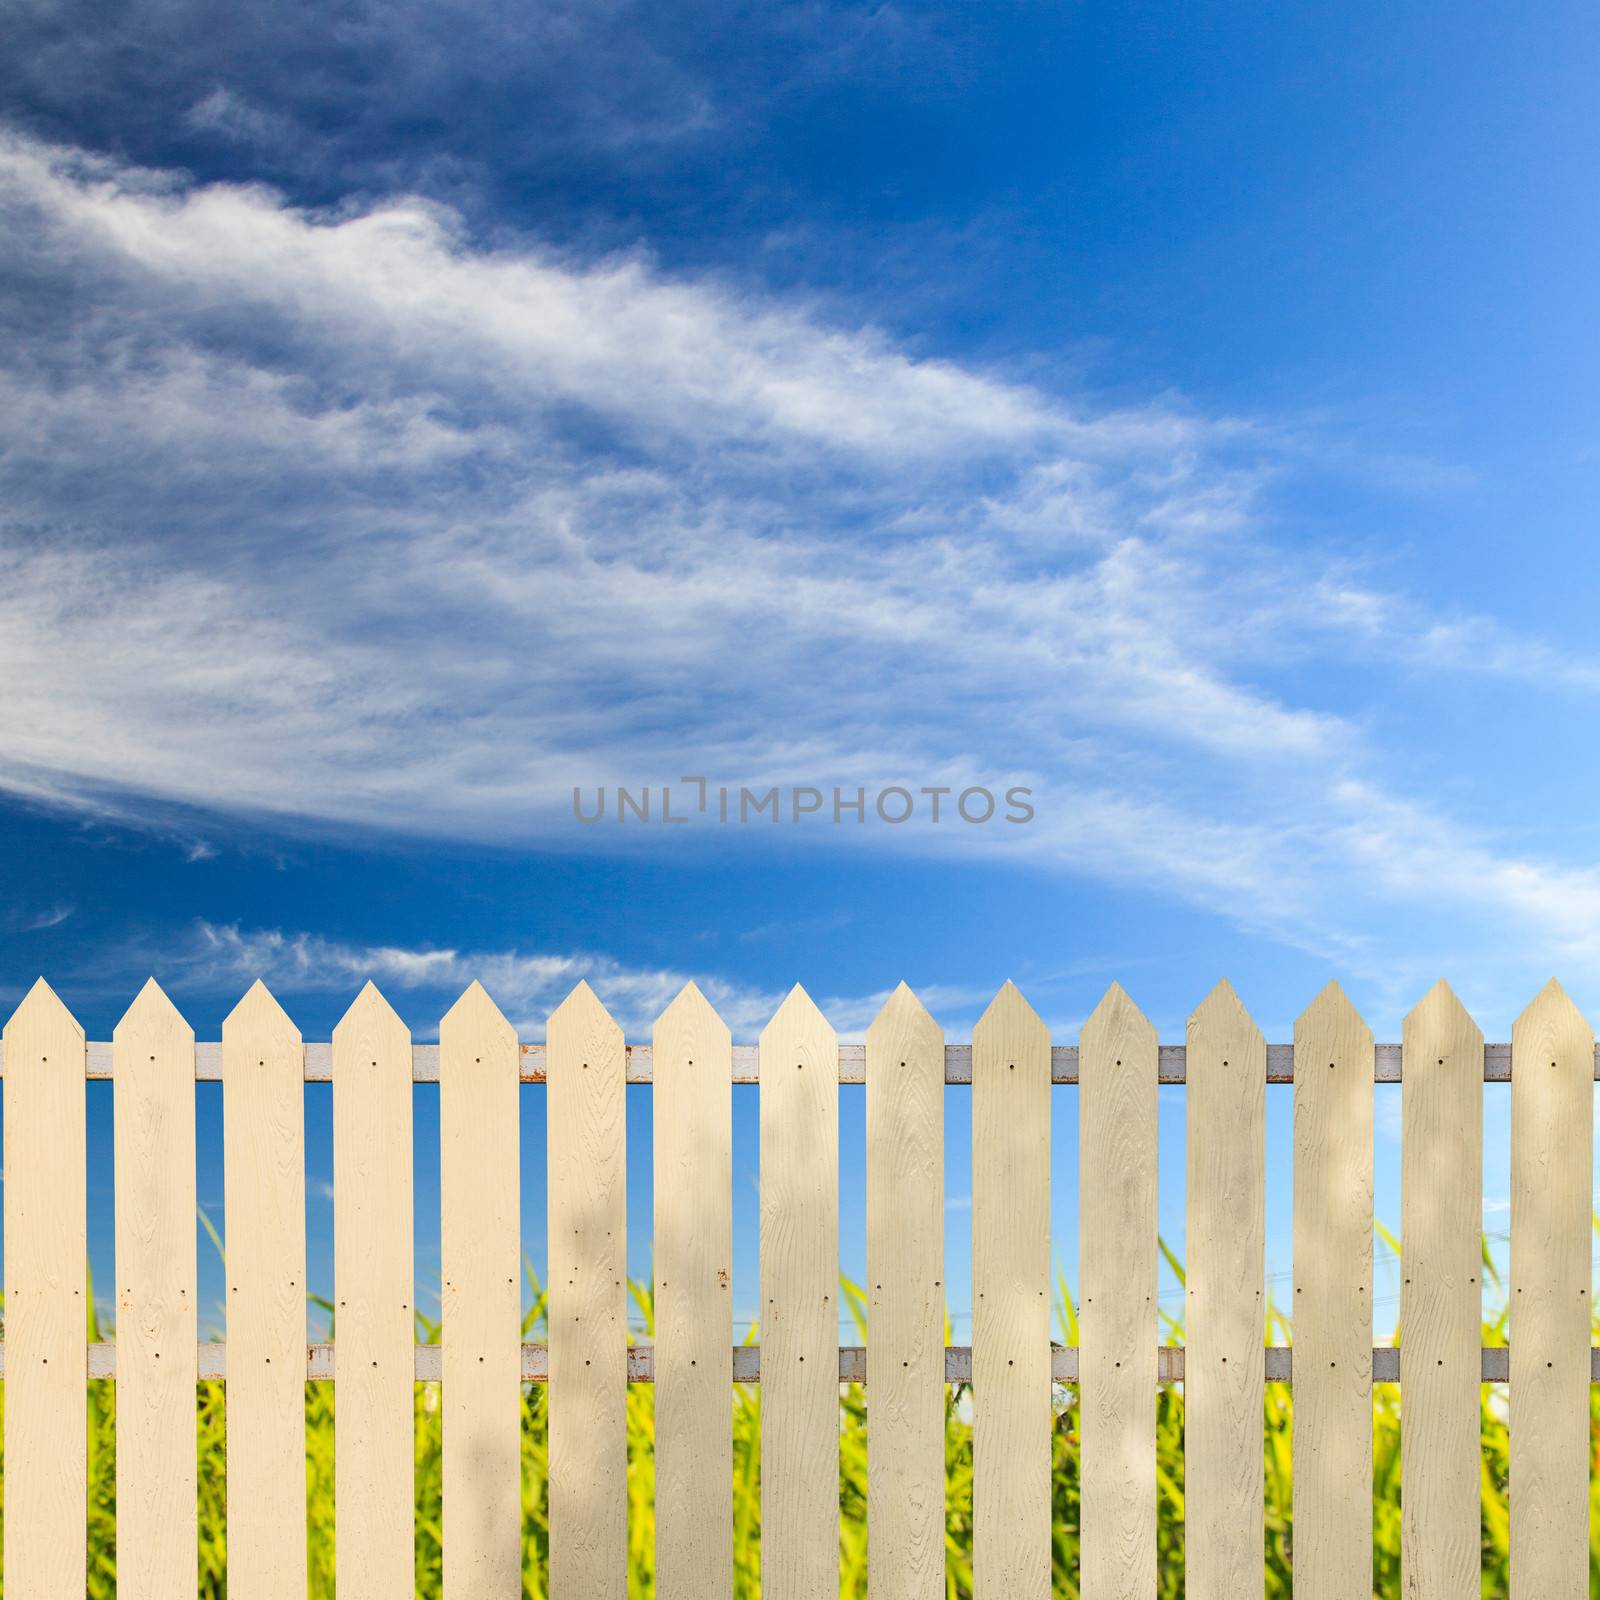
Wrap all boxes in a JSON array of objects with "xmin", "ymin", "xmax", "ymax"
[
  {"xmin": 113, "ymin": 978, "xmax": 198, "ymax": 1600},
  {"xmin": 440, "ymin": 982, "xmax": 523, "ymax": 1598},
  {"xmin": 332, "ymin": 982, "xmax": 416, "ymax": 1600},
  {"xmin": 1185, "ymin": 980, "xmax": 1265, "ymax": 1600},
  {"xmin": 1078, "ymin": 983, "xmax": 1157, "ymax": 1600},
  {"xmin": 1401, "ymin": 979, "xmax": 1484, "ymax": 1593},
  {"xmin": 865, "ymin": 983, "xmax": 945, "ymax": 1600},
  {"xmin": 1509, "ymin": 979, "xmax": 1593, "ymax": 1600},
  {"xmin": 1399, "ymin": 979, "xmax": 1482, "ymax": 1600},
  {"xmin": 2, "ymin": 979, "xmax": 88, "ymax": 1600},
  {"xmin": 653, "ymin": 982, "xmax": 734, "ymax": 1600},
  {"xmin": 548, "ymin": 981, "xmax": 628, "ymax": 1597},
  {"xmin": 759, "ymin": 985, "xmax": 840, "ymax": 1600},
  {"xmin": 1292, "ymin": 981, "xmax": 1373, "ymax": 1597},
  {"xmin": 971, "ymin": 981, "xmax": 1051, "ymax": 1600},
  {"xmin": 222, "ymin": 981, "xmax": 307, "ymax": 1600}
]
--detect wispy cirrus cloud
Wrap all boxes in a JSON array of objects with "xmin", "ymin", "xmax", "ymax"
[
  {"xmin": 2, "ymin": 901, "xmax": 75, "ymax": 934},
  {"xmin": 4, "ymin": 132, "xmax": 1600, "ymax": 1012},
  {"xmin": 174, "ymin": 921, "xmax": 1001, "ymax": 1039}
]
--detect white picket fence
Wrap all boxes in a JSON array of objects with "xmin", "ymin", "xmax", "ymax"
[{"xmin": 0, "ymin": 974, "xmax": 1593, "ymax": 1597}]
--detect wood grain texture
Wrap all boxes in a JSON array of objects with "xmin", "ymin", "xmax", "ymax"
[
  {"xmin": 547, "ymin": 981, "xmax": 628, "ymax": 1597},
  {"xmin": 652, "ymin": 982, "xmax": 734, "ymax": 1600},
  {"xmin": 441, "ymin": 982, "xmax": 523, "ymax": 1599},
  {"xmin": 222, "ymin": 981, "xmax": 307, "ymax": 1600},
  {"xmin": 971, "ymin": 981, "xmax": 1051, "ymax": 1600},
  {"xmin": 113, "ymin": 978, "xmax": 198, "ymax": 1600},
  {"xmin": 1078, "ymin": 983, "xmax": 1157, "ymax": 1600},
  {"xmin": 1292, "ymin": 981, "xmax": 1373, "ymax": 1598},
  {"xmin": 865, "ymin": 983, "xmax": 945, "ymax": 1600},
  {"xmin": 759, "ymin": 985, "xmax": 840, "ymax": 1600},
  {"xmin": 1510, "ymin": 979, "xmax": 1592, "ymax": 1600},
  {"xmin": 333, "ymin": 982, "xmax": 415, "ymax": 1599},
  {"xmin": 1185, "ymin": 980, "xmax": 1265, "ymax": 1600},
  {"xmin": 2, "ymin": 979, "xmax": 88, "ymax": 1599},
  {"xmin": 1400, "ymin": 980, "xmax": 1482, "ymax": 1600}
]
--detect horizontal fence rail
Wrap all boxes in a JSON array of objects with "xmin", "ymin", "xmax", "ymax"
[
  {"xmin": 0, "ymin": 1038, "xmax": 1589, "ymax": 1080},
  {"xmin": 0, "ymin": 1342, "xmax": 1585, "ymax": 1384}
]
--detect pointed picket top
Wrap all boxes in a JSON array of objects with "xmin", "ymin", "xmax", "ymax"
[
  {"xmin": 973, "ymin": 978, "xmax": 1046, "ymax": 1041},
  {"xmin": 1403, "ymin": 978, "xmax": 1480, "ymax": 1050},
  {"xmin": 3, "ymin": 975, "xmax": 83, "ymax": 1039},
  {"xmin": 1513, "ymin": 975, "xmax": 1590, "ymax": 1032},
  {"xmin": 1512, "ymin": 976, "xmax": 1594, "ymax": 1055},
  {"xmin": 442, "ymin": 978, "xmax": 514, "ymax": 1039},
  {"xmin": 1402, "ymin": 978, "xmax": 1480, "ymax": 1090},
  {"xmin": 1080, "ymin": 980, "xmax": 1156, "ymax": 1057},
  {"xmin": 547, "ymin": 981, "xmax": 623, "ymax": 1090},
  {"xmin": 1186, "ymin": 979, "xmax": 1264, "ymax": 1093},
  {"xmin": 654, "ymin": 978, "xmax": 730, "ymax": 1043},
  {"xmin": 222, "ymin": 978, "xmax": 300, "ymax": 1045},
  {"xmin": 548, "ymin": 978, "xmax": 621, "ymax": 1038},
  {"xmin": 332, "ymin": 979, "xmax": 410, "ymax": 1052},
  {"xmin": 1295, "ymin": 977, "xmax": 1373, "ymax": 1045},
  {"xmin": 113, "ymin": 975, "xmax": 194, "ymax": 1047},
  {"xmin": 759, "ymin": 983, "xmax": 836, "ymax": 1090},
  {"xmin": 760, "ymin": 982, "xmax": 836, "ymax": 1050},
  {"xmin": 1188, "ymin": 976, "xmax": 1259, "ymax": 1037},
  {"xmin": 866, "ymin": 981, "xmax": 939, "ymax": 1052},
  {"xmin": 440, "ymin": 981, "xmax": 516, "ymax": 1090}
]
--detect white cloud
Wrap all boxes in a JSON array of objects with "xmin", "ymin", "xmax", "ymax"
[
  {"xmin": 23, "ymin": 902, "xmax": 75, "ymax": 931},
  {"xmin": 0, "ymin": 901, "xmax": 76, "ymax": 938},
  {"xmin": 177, "ymin": 920, "xmax": 998, "ymax": 1038},
  {"xmin": 0, "ymin": 132, "xmax": 1074, "ymax": 461},
  {"xmin": 183, "ymin": 87, "xmax": 299, "ymax": 152},
  {"xmin": 1308, "ymin": 576, "xmax": 1600, "ymax": 694},
  {"xmin": 5, "ymin": 133, "xmax": 1600, "ymax": 1010}
]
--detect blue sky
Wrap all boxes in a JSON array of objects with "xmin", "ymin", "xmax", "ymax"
[{"xmin": 0, "ymin": 0, "xmax": 1595, "ymax": 1342}]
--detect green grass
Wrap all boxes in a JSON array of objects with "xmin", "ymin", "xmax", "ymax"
[{"xmin": 0, "ymin": 1230, "xmax": 1595, "ymax": 1596}]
